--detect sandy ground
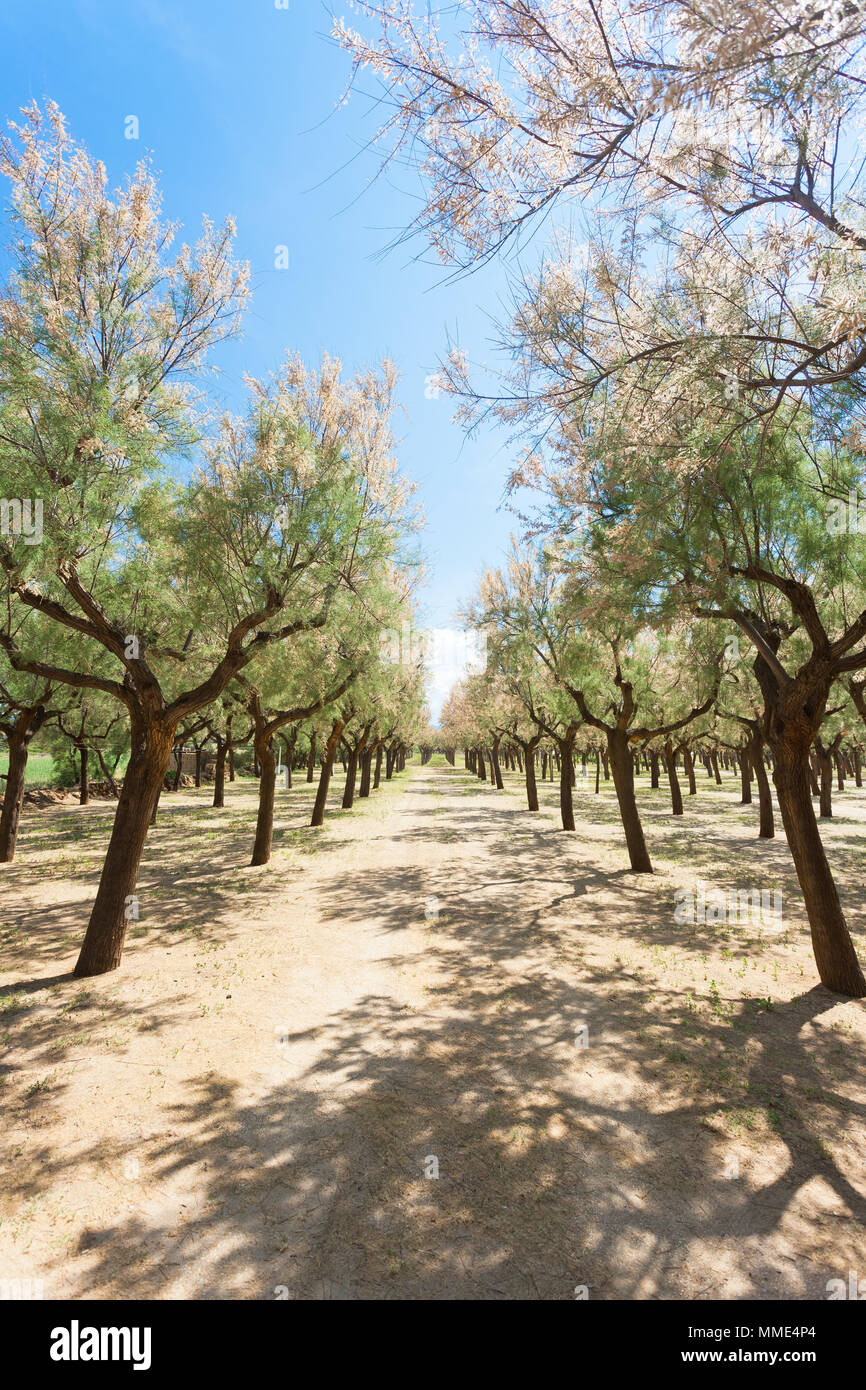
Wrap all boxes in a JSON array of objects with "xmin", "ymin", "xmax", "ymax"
[{"xmin": 1, "ymin": 758, "xmax": 865, "ymax": 1300}]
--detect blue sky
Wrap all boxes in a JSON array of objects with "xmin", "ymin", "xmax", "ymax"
[{"xmin": 0, "ymin": 0, "xmax": 526, "ymax": 718}]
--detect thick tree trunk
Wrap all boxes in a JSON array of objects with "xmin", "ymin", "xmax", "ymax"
[
  {"xmin": 773, "ymin": 739, "xmax": 865, "ymax": 996},
  {"xmin": 373, "ymin": 743, "xmax": 383, "ymax": 789},
  {"xmin": 74, "ymin": 718, "xmax": 174, "ymax": 977},
  {"xmin": 608, "ymin": 730, "xmax": 653, "ymax": 873},
  {"xmin": 311, "ymin": 720, "xmax": 343, "ymax": 827},
  {"xmin": 306, "ymin": 733, "xmax": 316, "ymax": 782}
]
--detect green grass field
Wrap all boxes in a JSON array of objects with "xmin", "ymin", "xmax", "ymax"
[{"xmin": 0, "ymin": 752, "xmax": 58, "ymax": 788}]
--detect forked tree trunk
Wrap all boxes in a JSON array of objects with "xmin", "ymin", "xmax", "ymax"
[
  {"xmin": 608, "ymin": 730, "xmax": 653, "ymax": 873},
  {"xmin": 74, "ymin": 719, "xmax": 174, "ymax": 977},
  {"xmin": 773, "ymin": 739, "xmax": 865, "ymax": 996}
]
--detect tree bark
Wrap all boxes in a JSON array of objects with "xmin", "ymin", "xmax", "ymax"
[
  {"xmin": 608, "ymin": 729, "xmax": 653, "ymax": 872},
  {"xmin": 664, "ymin": 740, "xmax": 683, "ymax": 816},
  {"xmin": 74, "ymin": 718, "xmax": 174, "ymax": 977},
  {"xmin": 251, "ymin": 734, "xmax": 277, "ymax": 865},
  {"xmin": 212, "ymin": 735, "xmax": 227, "ymax": 808},
  {"xmin": 749, "ymin": 733, "xmax": 774, "ymax": 839},
  {"xmin": 773, "ymin": 739, "xmax": 865, "ymax": 996},
  {"xmin": 558, "ymin": 736, "xmax": 576, "ymax": 831},
  {"xmin": 79, "ymin": 744, "xmax": 90, "ymax": 806},
  {"xmin": 311, "ymin": 720, "xmax": 343, "ymax": 827},
  {"xmin": 0, "ymin": 732, "xmax": 29, "ymax": 862}
]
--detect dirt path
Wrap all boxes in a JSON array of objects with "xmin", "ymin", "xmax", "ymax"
[{"xmin": 1, "ymin": 762, "xmax": 865, "ymax": 1299}]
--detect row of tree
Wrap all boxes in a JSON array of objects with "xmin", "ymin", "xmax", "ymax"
[
  {"xmin": 335, "ymin": 2, "xmax": 866, "ymax": 998},
  {"xmin": 0, "ymin": 104, "xmax": 427, "ymax": 978}
]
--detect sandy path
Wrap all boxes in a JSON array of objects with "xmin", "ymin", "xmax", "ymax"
[{"xmin": 1, "ymin": 762, "xmax": 865, "ymax": 1299}]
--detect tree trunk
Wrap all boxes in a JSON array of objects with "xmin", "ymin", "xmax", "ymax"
[
  {"xmin": 749, "ymin": 733, "xmax": 774, "ymax": 839},
  {"xmin": 342, "ymin": 747, "xmax": 360, "ymax": 808},
  {"xmin": 773, "ymin": 739, "xmax": 866, "ymax": 996},
  {"xmin": 373, "ymin": 743, "xmax": 383, "ymax": 789},
  {"xmin": 0, "ymin": 732, "xmax": 29, "ymax": 863},
  {"xmin": 683, "ymin": 746, "xmax": 697, "ymax": 795},
  {"xmin": 815, "ymin": 740, "xmax": 833, "ymax": 819},
  {"xmin": 558, "ymin": 738, "xmax": 575, "ymax": 831},
  {"xmin": 739, "ymin": 747, "xmax": 752, "ymax": 804},
  {"xmin": 74, "ymin": 718, "xmax": 174, "ymax": 977},
  {"xmin": 664, "ymin": 740, "xmax": 683, "ymax": 816},
  {"xmin": 306, "ymin": 733, "xmax": 317, "ymax": 782},
  {"xmin": 213, "ymin": 736, "xmax": 227, "ymax": 808},
  {"xmin": 251, "ymin": 736, "xmax": 277, "ymax": 865},
  {"xmin": 79, "ymin": 744, "xmax": 90, "ymax": 806},
  {"xmin": 491, "ymin": 737, "xmax": 504, "ymax": 790},
  {"xmin": 311, "ymin": 720, "xmax": 343, "ymax": 827},
  {"xmin": 524, "ymin": 741, "xmax": 539, "ymax": 811},
  {"xmin": 359, "ymin": 746, "xmax": 374, "ymax": 798},
  {"xmin": 608, "ymin": 729, "xmax": 653, "ymax": 873}
]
